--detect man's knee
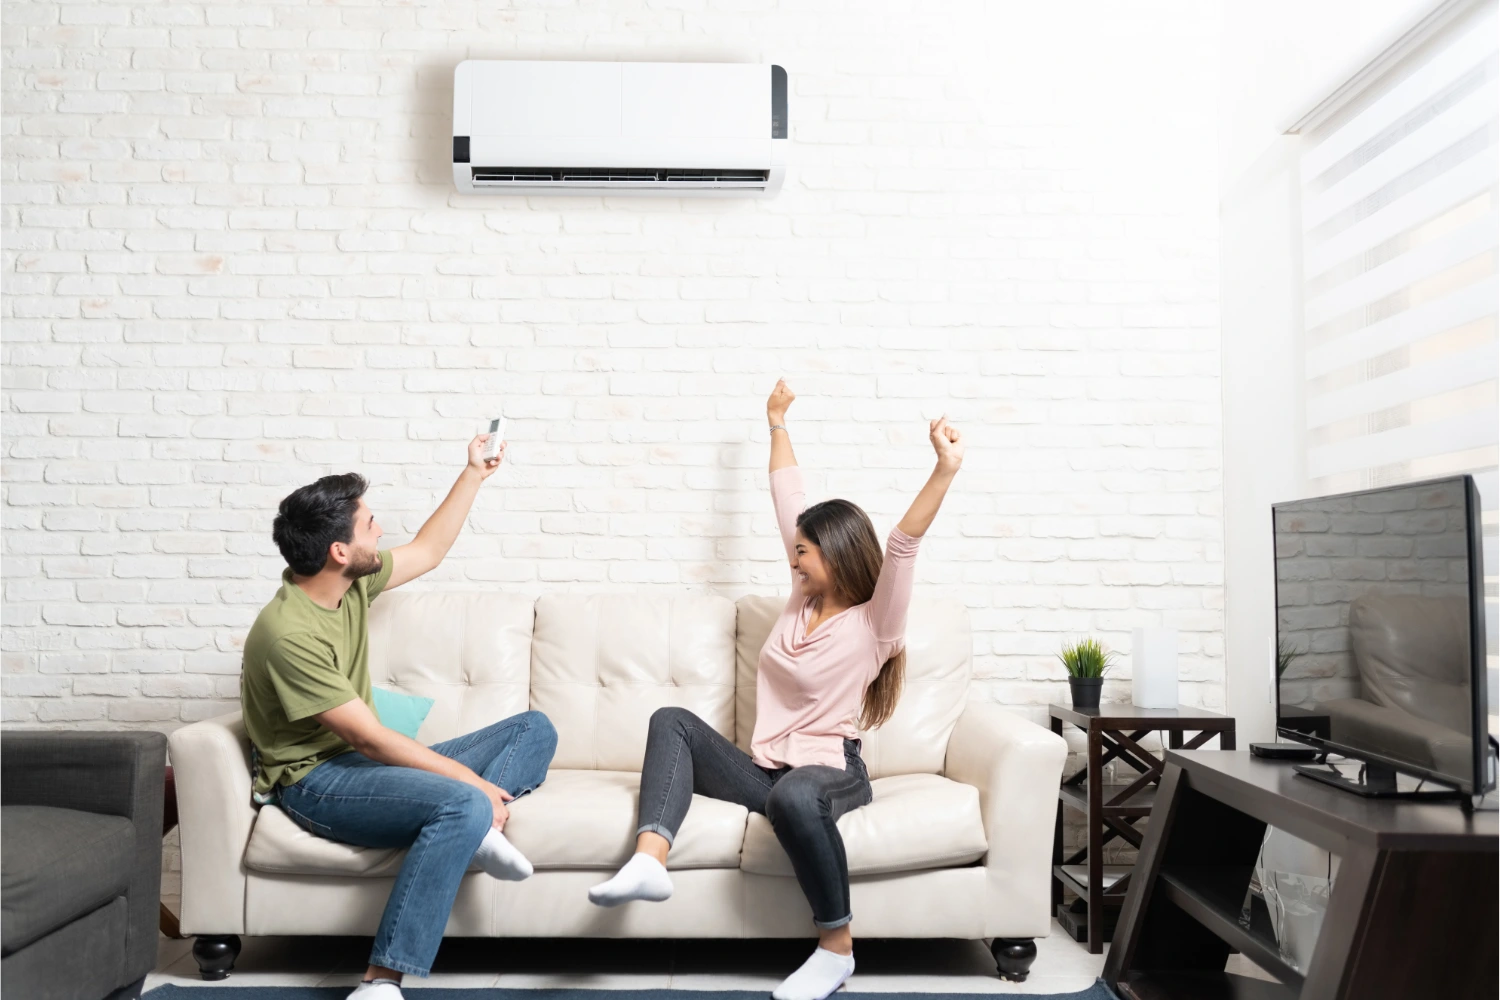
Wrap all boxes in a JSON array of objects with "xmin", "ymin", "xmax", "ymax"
[
  {"xmin": 437, "ymin": 783, "xmax": 494, "ymax": 838},
  {"xmin": 519, "ymin": 709, "xmax": 557, "ymax": 749}
]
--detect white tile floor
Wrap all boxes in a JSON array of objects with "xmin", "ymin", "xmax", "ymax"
[{"xmin": 146, "ymin": 929, "xmax": 1110, "ymax": 995}]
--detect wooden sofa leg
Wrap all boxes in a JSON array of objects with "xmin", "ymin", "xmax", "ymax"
[
  {"xmin": 991, "ymin": 938, "xmax": 1037, "ymax": 982},
  {"xmin": 192, "ymin": 935, "xmax": 242, "ymax": 981}
]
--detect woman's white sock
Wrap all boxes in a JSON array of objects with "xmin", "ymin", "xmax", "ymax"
[
  {"xmin": 472, "ymin": 828, "xmax": 533, "ymax": 881},
  {"xmin": 587, "ymin": 852, "xmax": 673, "ymax": 907},
  {"xmin": 771, "ymin": 947, "xmax": 855, "ymax": 1000}
]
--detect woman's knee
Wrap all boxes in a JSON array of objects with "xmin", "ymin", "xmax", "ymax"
[
  {"xmin": 765, "ymin": 773, "xmax": 827, "ymax": 829},
  {"xmin": 649, "ymin": 705, "xmax": 696, "ymax": 734}
]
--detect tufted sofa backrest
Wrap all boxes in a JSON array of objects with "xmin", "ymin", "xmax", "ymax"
[
  {"xmin": 366, "ymin": 591, "xmax": 534, "ymax": 744},
  {"xmin": 367, "ymin": 590, "xmax": 970, "ymax": 778},
  {"xmin": 529, "ymin": 593, "xmax": 738, "ymax": 771}
]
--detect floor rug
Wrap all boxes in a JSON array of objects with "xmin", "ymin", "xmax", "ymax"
[{"xmin": 144, "ymin": 986, "xmax": 1119, "ymax": 1000}]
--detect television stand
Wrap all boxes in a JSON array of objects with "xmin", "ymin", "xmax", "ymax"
[
  {"xmin": 1104, "ymin": 750, "xmax": 1497, "ymax": 999},
  {"xmin": 1293, "ymin": 759, "xmax": 1467, "ymax": 802}
]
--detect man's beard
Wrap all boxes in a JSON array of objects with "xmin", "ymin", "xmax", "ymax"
[{"xmin": 342, "ymin": 549, "xmax": 382, "ymax": 581}]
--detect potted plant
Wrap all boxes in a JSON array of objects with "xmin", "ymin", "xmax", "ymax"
[{"xmin": 1059, "ymin": 638, "xmax": 1114, "ymax": 710}]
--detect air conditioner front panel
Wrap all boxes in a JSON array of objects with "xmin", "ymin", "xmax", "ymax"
[
  {"xmin": 467, "ymin": 61, "xmax": 623, "ymax": 139},
  {"xmin": 468, "ymin": 136, "xmax": 772, "ymax": 170},
  {"xmin": 454, "ymin": 60, "xmax": 786, "ymax": 196},
  {"xmin": 618, "ymin": 63, "xmax": 768, "ymax": 139}
]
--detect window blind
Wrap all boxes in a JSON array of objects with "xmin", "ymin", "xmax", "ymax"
[{"xmin": 1298, "ymin": 1, "xmax": 1499, "ymax": 691}]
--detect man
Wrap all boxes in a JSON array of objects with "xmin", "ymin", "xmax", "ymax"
[{"xmin": 241, "ymin": 433, "xmax": 555, "ymax": 1000}]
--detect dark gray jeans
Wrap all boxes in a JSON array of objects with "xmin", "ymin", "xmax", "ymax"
[{"xmin": 636, "ymin": 706, "xmax": 873, "ymax": 929}]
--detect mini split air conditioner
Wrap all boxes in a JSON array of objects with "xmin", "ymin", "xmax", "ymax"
[{"xmin": 452, "ymin": 61, "xmax": 787, "ymax": 196}]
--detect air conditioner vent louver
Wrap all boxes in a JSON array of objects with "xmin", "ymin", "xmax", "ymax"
[{"xmin": 470, "ymin": 167, "xmax": 771, "ymax": 188}]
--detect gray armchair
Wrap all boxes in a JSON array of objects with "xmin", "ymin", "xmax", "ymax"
[{"xmin": 2, "ymin": 731, "xmax": 167, "ymax": 1000}]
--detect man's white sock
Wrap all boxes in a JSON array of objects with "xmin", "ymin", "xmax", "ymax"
[
  {"xmin": 771, "ymin": 947, "xmax": 855, "ymax": 1000},
  {"xmin": 587, "ymin": 852, "xmax": 673, "ymax": 907},
  {"xmin": 472, "ymin": 828, "xmax": 533, "ymax": 881},
  {"xmin": 348, "ymin": 979, "xmax": 403, "ymax": 1000}
]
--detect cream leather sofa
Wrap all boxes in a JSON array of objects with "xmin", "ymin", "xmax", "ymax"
[{"xmin": 169, "ymin": 592, "xmax": 1067, "ymax": 982}]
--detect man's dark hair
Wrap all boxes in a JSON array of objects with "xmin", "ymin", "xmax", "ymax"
[{"xmin": 272, "ymin": 473, "xmax": 369, "ymax": 576}]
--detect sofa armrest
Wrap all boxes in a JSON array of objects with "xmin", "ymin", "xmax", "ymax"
[
  {"xmin": 168, "ymin": 711, "xmax": 255, "ymax": 935},
  {"xmin": 1, "ymin": 730, "xmax": 166, "ymax": 820},
  {"xmin": 945, "ymin": 702, "xmax": 1068, "ymax": 937},
  {"xmin": 1, "ymin": 730, "xmax": 167, "ymax": 982}
]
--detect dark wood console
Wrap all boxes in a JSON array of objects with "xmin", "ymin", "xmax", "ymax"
[{"xmin": 1104, "ymin": 749, "xmax": 1497, "ymax": 1000}]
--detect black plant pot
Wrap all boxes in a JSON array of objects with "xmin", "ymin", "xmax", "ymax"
[{"xmin": 1068, "ymin": 676, "xmax": 1102, "ymax": 710}]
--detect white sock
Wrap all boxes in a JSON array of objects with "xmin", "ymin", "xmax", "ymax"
[
  {"xmin": 587, "ymin": 851, "xmax": 673, "ymax": 907},
  {"xmin": 772, "ymin": 947, "xmax": 855, "ymax": 1000},
  {"xmin": 471, "ymin": 828, "xmax": 533, "ymax": 881},
  {"xmin": 348, "ymin": 980, "xmax": 403, "ymax": 1000}
]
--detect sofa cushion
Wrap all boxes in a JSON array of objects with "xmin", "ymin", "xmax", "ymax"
[
  {"xmin": 0, "ymin": 894, "xmax": 128, "ymax": 1000},
  {"xmin": 739, "ymin": 773, "xmax": 988, "ymax": 877},
  {"xmin": 244, "ymin": 805, "xmax": 409, "ymax": 878},
  {"xmin": 242, "ymin": 770, "xmax": 748, "ymax": 877},
  {"xmin": 0, "ymin": 805, "xmax": 134, "ymax": 954},
  {"xmin": 367, "ymin": 592, "xmax": 535, "ymax": 744},
  {"xmin": 531, "ymin": 594, "xmax": 737, "ymax": 771},
  {"xmin": 505, "ymin": 770, "xmax": 749, "ymax": 869},
  {"xmin": 736, "ymin": 596, "xmax": 972, "ymax": 778}
]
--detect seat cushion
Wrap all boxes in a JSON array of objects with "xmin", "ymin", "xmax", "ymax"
[
  {"xmin": 1, "ymin": 805, "xmax": 134, "ymax": 954},
  {"xmin": 242, "ymin": 769, "xmax": 748, "ymax": 877},
  {"xmin": 244, "ymin": 804, "xmax": 411, "ymax": 878},
  {"xmin": 505, "ymin": 770, "xmax": 748, "ymax": 869},
  {"xmin": 739, "ymin": 773, "xmax": 988, "ymax": 877}
]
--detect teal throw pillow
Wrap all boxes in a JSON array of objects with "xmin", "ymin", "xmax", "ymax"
[{"xmin": 371, "ymin": 685, "xmax": 434, "ymax": 740}]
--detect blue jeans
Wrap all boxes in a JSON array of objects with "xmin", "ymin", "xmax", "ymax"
[{"xmin": 279, "ymin": 710, "xmax": 557, "ymax": 977}]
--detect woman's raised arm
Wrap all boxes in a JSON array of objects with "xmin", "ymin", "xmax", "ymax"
[
  {"xmin": 896, "ymin": 416, "xmax": 964, "ymax": 538},
  {"xmin": 866, "ymin": 417, "xmax": 964, "ymax": 641},
  {"xmin": 767, "ymin": 378, "xmax": 797, "ymax": 473},
  {"xmin": 766, "ymin": 379, "xmax": 805, "ymax": 564}
]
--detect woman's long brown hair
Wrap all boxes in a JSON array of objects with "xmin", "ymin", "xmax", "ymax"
[{"xmin": 795, "ymin": 499, "xmax": 906, "ymax": 730}]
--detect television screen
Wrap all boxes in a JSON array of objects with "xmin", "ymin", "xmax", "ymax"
[{"xmin": 1273, "ymin": 475, "xmax": 1488, "ymax": 793}]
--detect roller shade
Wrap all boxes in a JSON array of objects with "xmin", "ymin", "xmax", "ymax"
[{"xmin": 1298, "ymin": 2, "xmax": 1498, "ymax": 686}]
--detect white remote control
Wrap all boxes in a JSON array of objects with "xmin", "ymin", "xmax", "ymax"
[{"xmin": 481, "ymin": 417, "xmax": 505, "ymax": 461}]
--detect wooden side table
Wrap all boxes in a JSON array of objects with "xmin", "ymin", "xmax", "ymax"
[{"xmin": 1049, "ymin": 703, "xmax": 1236, "ymax": 954}]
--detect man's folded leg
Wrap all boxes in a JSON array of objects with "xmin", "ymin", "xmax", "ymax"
[
  {"xmin": 428, "ymin": 708, "xmax": 558, "ymax": 798},
  {"xmin": 279, "ymin": 753, "xmax": 494, "ymax": 979},
  {"xmin": 427, "ymin": 709, "xmax": 558, "ymax": 880}
]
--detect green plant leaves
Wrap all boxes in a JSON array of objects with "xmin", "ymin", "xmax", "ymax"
[{"xmin": 1057, "ymin": 637, "xmax": 1115, "ymax": 679}]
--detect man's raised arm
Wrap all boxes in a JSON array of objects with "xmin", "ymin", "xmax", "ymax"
[{"xmin": 387, "ymin": 433, "xmax": 505, "ymax": 591}]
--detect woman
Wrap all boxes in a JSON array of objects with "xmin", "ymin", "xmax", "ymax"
[{"xmin": 588, "ymin": 379, "xmax": 965, "ymax": 1000}]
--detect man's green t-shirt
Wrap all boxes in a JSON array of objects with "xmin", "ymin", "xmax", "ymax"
[{"xmin": 241, "ymin": 551, "xmax": 395, "ymax": 799}]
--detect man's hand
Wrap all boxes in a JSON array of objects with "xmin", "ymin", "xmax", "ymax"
[
  {"xmin": 479, "ymin": 781, "xmax": 515, "ymax": 830},
  {"xmin": 767, "ymin": 378, "xmax": 795, "ymax": 422},
  {"xmin": 468, "ymin": 434, "xmax": 505, "ymax": 478}
]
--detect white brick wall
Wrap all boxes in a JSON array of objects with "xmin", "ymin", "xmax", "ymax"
[{"xmin": 2, "ymin": 1, "xmax": 1224, "ymax": 739}]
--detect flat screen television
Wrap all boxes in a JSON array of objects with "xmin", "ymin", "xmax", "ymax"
[{"xmin": 1273, "ymin": 474, "xmax": 1492, "ymax": 798}]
